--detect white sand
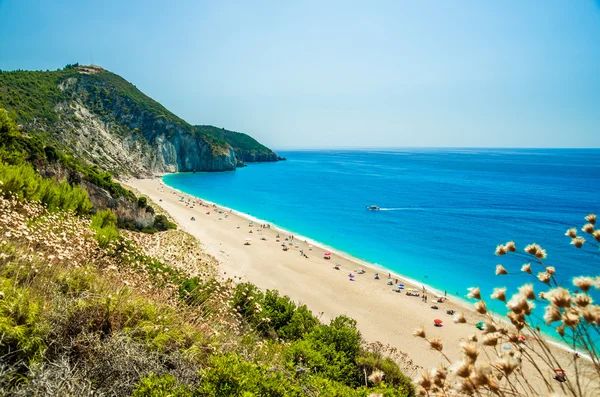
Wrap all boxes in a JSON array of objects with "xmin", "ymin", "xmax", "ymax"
[{"xmin": 127, "ymin": 177, "xmax": 597, "ymax": 391}]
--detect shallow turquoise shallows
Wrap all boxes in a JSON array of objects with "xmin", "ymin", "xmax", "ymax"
[{"xmin": 164, "ymin": 149, "xmax": 600, "ymax": 346}]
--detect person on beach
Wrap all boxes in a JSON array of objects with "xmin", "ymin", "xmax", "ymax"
[{"xmin": 374, "ymin": 273, "xmax": 380, "ymax": 280}]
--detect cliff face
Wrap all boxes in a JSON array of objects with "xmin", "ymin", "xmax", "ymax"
[{"xmin": 0, "ymin": 65, "xmax": 277, "ymax": 177}]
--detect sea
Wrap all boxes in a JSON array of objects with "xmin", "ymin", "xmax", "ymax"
[{"xmin": 163, "ymin": 148, "xmax": 600, "ymax": 346}]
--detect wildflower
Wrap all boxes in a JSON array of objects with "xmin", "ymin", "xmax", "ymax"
[
  {"xmin": 495, "ymin": 244, "xmax": 507, "ymax": 256},
  {"xmin": 582, "ymin": 223, "xmax": 595, "ymax": 234},
  {"xmin": 429, "ymin": 338, "xmax": 443, "ymax": 352},
  {"xmin": 470, "ymin": 362, "xmax": 492, "ymax": 387},
  {"xmin": 562, "ymin": 311, "xmax": 580, "ymax": 328},
  {"xmin": 467, "ymin": 287, "xmax": 481, "ymax": 300},
  {"xmin": 585, "ymin": 213, "xmax": 596, "ymax": 225},
  {"xmin": 493, "ymin": 355, "xmax": 521, "ymax": 376},
  {"xmin": 537, "ymin": 272, "xmax": 551, "ymax": 284},
  {"xmin": 521, "ymin": 263, "xmax": 532, "ymax": 274},
  {"xmin": 571, "ymin": 237, "xmax": 585, "ymax": 248},
  {"xmin": 580, "ymin": 305, "xmax": 600, "ymax": 324},
  {"xmin": 556, "ymin": 324, "xmax": 565, "ymax": 337},
  {"xmin": 453, "ymin": 312, "xmax": 466, "ymax": 324},
  {"xmin": 368, "ymin": 370, "xmax": 385, "ymax": 384},
  {"xmin": 518, "ymin": 284, "xmax": 535, "ymax": 300},
  {"xmin": 413, "ymin": 326, "xmax": 426, "ymax": 338},
  {"xmin": 451, "ymin": 359, "xmax": 472, "ymax": 378},
  {"xmin": 544, "ymin": 305, "xmax": 561, "ymax": 324},
  {"xmin": 460, "ymin": 341, "xmax": 480, "ymax": 363},
  {"xmin": 526, "ymin": 243, "xmax": 548, "ymax": 258},
  {"xmin": 507, "ymin": 293, "xmax": 528, "ymax": 314},
  {"xmin": 505, "ymin": 241, "xmax": 516, "ymax": 252},
  {"xmin": 593, "ymin": 230, "xmax": 600, "ymax": 243},
  {"xmin": 507, "ymin": 312, "xmax": 526, "ymax": 330},
  {"xmin": 482, "ymin": 333, "xmax": 498, "ymax": 346},
  {"xmin": 575, "ymin": 293, "xmax": 592, "ymax": 308},
  {"xmin": 573, "ymin": 276, "xmax": 595, "ymax": 292},
  {"xmin": 495, "ymin": 264, "xmax": 508, "ymax": 275},
  {"xmin": 565, "ymin": 228, "xmax": 577, "ymax": 238},
  {"xmin": 491, "ymin": 287, "xmax": 506, "ymax": 302},
  {"xmin": 546, "ymin": 288, "xmax": 571, "ymax": 308},
  {"xmin": 467, "ymin": 334, "xmax": 478, "ymax": 342},
  {"xmin": 482, "ymin": 321, "xmax": 497, "ymax": 334},
  {"xmin": 415, "ymin": 369, "xmax": 432, "ymax": 390},
  {"xmin": 474, "ymin": 300, "xmax": 487, "ymax": 314}
]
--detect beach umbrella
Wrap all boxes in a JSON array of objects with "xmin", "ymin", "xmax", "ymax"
[
  {"xmin": 324, "ymin": 252, "xmax": 331, "ymax": 256},
  {"xmin": 399, "ymin": 284, "xmax": 405, "ymax": 287},
  {"xmin": 349, "ymin": 273, "xmax": 355, "ymax": 280},
  {"xmin": 475, "ymin": 321, "xmax": 484, "ymax": 330},
  {"xmin": 245, "ymin": 237, "xmax": 252, "ymax": 241},
  {"xmin": 503, "ymin": 345, "xmax": 512, "ymax": 351},
  {"xmin": 434, "ymin": 319, "xmax": 442, "ymax": 325}
]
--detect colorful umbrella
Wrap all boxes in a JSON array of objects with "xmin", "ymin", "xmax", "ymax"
[{"xmin": 434, "ymin": 319, "xmax": 443, "ymax": 324}]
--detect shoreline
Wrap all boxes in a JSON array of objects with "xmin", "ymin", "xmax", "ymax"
[
  {"xmin": 125, "ymin": 176, "xmax": 596, "ymax": 390},
  {"xmin": 159, "ymin": 175, "xmax": 472, "ymax": 310}
]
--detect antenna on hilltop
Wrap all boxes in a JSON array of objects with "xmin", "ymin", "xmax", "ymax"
[{"xmin": 90, "ymin": 52, "xmax": 95, "ymax": 67}]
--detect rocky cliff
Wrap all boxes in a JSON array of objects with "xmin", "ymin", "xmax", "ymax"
[{"xmin": 0, "ymin": 65, "xmax": 279, "ymax": 177}]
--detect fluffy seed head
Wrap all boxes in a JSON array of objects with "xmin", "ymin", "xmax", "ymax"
[
  {"xmin": 581, "ymin": 305, "xmax": 600, "ymax": 324},
  {"xmin": 495, "ymin": 264, "xmax": 508, "ymax": 275},
  {"xmin": 525, "ymin": 243, "xmax": 546, "ymax": 258},
  {"xmin": 482, "ymin": 321, "xmax": 497, "ymax": 335},
  {"xmin": 505, "ymin": 241, "xmax": 516, "ymax": 252},
  {"xmin": 585, "ymin": 213, "xmax": 596, "ymax": 225},
  {"xmin": 495, "ymin": 244, "xmax": 507, "ymax": 256},
  {"xmin": 562, "ymin": 310, "xmax": 580, "ymax": 328},
  {"xmin": 546, "ymin": 288, "xmax": 571, "ymax": 308},
  {"xmin": 482, "ymin": 333, "xmax": 499, "ymax": 346},
  {"xmin": 507, "ymin": 293, "xmax": 528, "ymax": 314},
  {"xmin": 593, "ymin": 230, "xmax": 600, "ymax": 243},
  {"xmin": 507, "ymin": 312, "xmax": 526, "ymax": 330},
  {"xmin": 429, "ymin": 338, "xmax": 443, "ymax": 352},
  {"xmin": 573, "ymin": 276, "xmax": 595, "ymax": 292},
  {"xmin": 467, "ymin": 287, "xmax": 481, "ymax": 300},
  {"xmin": 368, "ymin": 370, "xmax": 385, "ymax": 384},
  {"xmin": 415, "ymin": 369, "xmax": 432, "ymax": 390},
  {"xmin": 546, "ymin": 266, "xmax": 556, "ymax": 275},
  {"xmin": 544, "ymin": 305, "xmax": 561, "ymax": 325},
  {"xmin": 582, "ymin": 223, "xmax": 595, "ymax": 234},
  {"xmin": 565, "ymin": 228, "xmax": 577, "ymax": 238},
  {"xmin": 491, "ymin": 287, "xmax": 506, "ymax": 302},
  {"xmin": 460, "ymin": 341, "xmax": 480, "ymax": 363},
  {"xmin": 451, "ymin": 360, "xmax": 472, "ymax": 378},
  {"xmin": 538, "ymin": 272, "xmax": 551, "ymax": 284},
  {"xmin": 518, "ymin": 284, "xmax": 535, "ymax": 300},
  {"xmin": 521, "ymin": 263, "xmax": 532, "ymax": 274},
  {"xmin": 556, "ymin": 324, "xmax": 565, "ymax": 337},
  {"xmin": 493, "ymin": 355, "xmax": 521, "ymax": 376},
  {"xmin": 571, "ymin": 237, "xmax": 585, "ymax": 248},
  {"xmin": 575, "ymin": 293, "xmax": 592, "ymax": 308},
  {"xmin": 413, "ymin": 326, "xmax": 426, "ymax": 338},
  {"xmin": 474, "ymin": 300, "xmax": 487, "ymax": 314},
  {"xmin": 453, "ymin": 312, "xmax": 466, "ymax": 324}
]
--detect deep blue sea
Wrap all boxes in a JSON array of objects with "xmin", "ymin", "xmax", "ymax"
[{"xmin": 164, "ymin": 149, "xmax": 600, "ymax": 344}]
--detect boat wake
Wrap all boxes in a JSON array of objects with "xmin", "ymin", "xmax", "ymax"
[{"xmin": 378, "ymin": 207, "xmax": 424, "ymax": 211}]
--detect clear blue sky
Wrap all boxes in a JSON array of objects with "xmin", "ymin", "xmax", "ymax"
[{"xmin": 1, "ymin": 0, "xmax": 599, "ymax": 149}]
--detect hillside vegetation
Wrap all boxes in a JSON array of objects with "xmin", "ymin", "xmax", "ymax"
[{"xmin": 0, "ymin": 168, "xmax": 414, "ymax": 396}]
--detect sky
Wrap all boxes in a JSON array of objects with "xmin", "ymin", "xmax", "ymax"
[{"xmin": 1, "ymin": 0, "xmax": 599, "ymax": 149}]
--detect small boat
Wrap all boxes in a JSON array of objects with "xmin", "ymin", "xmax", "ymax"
[{"xmin": 366, "ymin": 205, "xmax": 380, "ymax": 211}]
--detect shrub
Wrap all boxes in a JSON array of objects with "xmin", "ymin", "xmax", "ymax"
[
  {"xmin": 153, "ymin": 214, "xmax": 176, "ymax": 231},
  {"xmin": 91, "ymin": 209, "xmax": 119, "ymax": 247},
  {"xmin": 132, "ymin": 373, "xmax": 191, "ymax": 397},
  {"xmin": 0, "ymin": 162, "xmax": 92, "ymax": 215}
]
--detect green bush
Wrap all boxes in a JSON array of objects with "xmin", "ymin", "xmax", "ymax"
[
  {"xmin": 153, "ymin": 214, "xmax": 176, "ymax": 231},
  {"xmin": 231, "ymin": 283, "xmax": 319, "ymax": 341},
  {"xmin": 196, "ymin": 353, "xmax": 302, "ymax": 397},
  {"xmin": 132, "ymin": 373, "xmax": 191, "ymax": 397},
  {"xmin": 91, "ymin": 209, "xmax": 119, "ymax": 247},
  {"xmin": 0, "ymin": 162, "xmax": 92, "ymax": 215}
]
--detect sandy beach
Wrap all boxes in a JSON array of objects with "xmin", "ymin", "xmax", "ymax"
[{"xmin": 127, "ymin": 177, "xmax": 597, "ymax": 392}]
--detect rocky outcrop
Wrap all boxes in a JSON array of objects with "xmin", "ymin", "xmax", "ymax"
[{"xmin": 3, "ymin": 66, "xmax": 277, "ymax": 177}]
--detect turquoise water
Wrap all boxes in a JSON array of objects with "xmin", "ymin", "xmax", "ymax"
[{"xmin": 163, "ymin": 149, "xmax": 600, "ymax": 344}]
